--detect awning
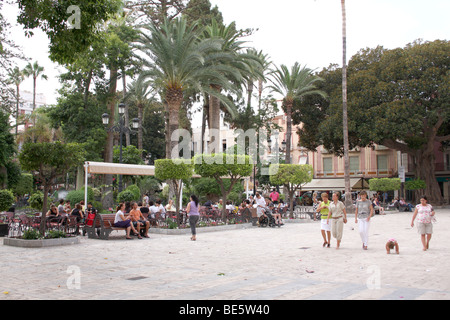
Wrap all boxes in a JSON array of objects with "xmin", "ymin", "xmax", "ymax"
[
  {"xmin": 300, "ymin": 178, "xmax": 369, "ymax": 191},
  {"xmin": 85, "ymin": 161, "xmax": 156, "ymax": 176}
]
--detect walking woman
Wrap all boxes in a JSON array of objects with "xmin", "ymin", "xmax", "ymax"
[
  {"xmin": 327, "ymin": 192, "xmax": 347, "ymax": 249},
  {"xmin": 355, "ymin": 191, "xmax": 374, "ymax": 250},
  {"xmin": 186, "ymin": 194, "xmax": 200, "ymax": 241},
  {"xmin": 411, "ymin": 196, "xmax": 436, "ymax": 251},
  {"xmin": 316, "ymin": 193, "xmax": 331, "ymax": 247}
]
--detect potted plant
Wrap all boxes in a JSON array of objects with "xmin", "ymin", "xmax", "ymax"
[{"xmin": 0, "ymin": 189, "xmax": 14, "ymax": 237}]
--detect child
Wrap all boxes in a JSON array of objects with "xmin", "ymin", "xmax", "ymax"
[{"xmin": 386, "ymin": 238, "xmax": 399, "ymax": 254}]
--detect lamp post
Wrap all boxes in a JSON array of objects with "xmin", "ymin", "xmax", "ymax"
[{"xmin": 102, "ymin": 103, "xmax": 139, "ymax": 193}]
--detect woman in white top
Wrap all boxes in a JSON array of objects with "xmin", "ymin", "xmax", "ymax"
[
  {"xmin": 326, "ymin": 192, "xmax": 347, "ymax": 249},
  {"xmin": 355, "ymin": 191, "xmax": 374, "ymax": 250},
  {"xmin": 411, "ymin": 196, "xmax": 436, "ymax": 251},
  {"xmin": 114, "ymin": 203, "xmax": 138, "ymax": 240}
]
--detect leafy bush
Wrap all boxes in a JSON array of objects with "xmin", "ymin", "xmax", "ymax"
[
  {"xmin": 29, "ymin": 191, "xmax": 44, "ymax": 210},
  {"xmin": 125, "ymin": 184, "xmax": 141, "ymax": 201},
  {"xmin": 22, "ymin": 228, "xmax": 42, "ymax": 240},
  {"xmin": 47, "ymin": 230, "xmax": 66, "ymax": 238},
  {"xmin": 117, "ymin": 190, "xmax": 136, "ymax": 203},
  {"xmin": 0, "ymin": 189, "xmax": 14, "ymax": 211},
  {"xmin": 66, "ymin": 187, "xmax": 94, "ymax": 205}
]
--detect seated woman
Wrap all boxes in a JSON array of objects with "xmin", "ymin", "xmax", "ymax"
[
  {"xmin": 70, "ymin": 203, "xmax": 84, "ymax": 223},
  {"xmin": 114, "ymin": 203, "xmax": 139, "ymax": 240},
  {"xmin": 46, "ymin": 205, "xmax": 61, "ymax": 222}
]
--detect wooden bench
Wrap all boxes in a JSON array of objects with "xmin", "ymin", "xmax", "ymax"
[{"xmin": 86, "ymin": 213, "xmax": 129, "ymax": 240}]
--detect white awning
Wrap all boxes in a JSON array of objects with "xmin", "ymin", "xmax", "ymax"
[
  {"xmin": 300, "ymin": 178, "xmax": 369, "ymax": 191},
  {"xmin": 85, "ymin": 161, "xmax": 156, "ymax": 176}
]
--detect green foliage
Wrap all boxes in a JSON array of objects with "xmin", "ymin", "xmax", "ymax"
[
  {"xmin": 47, "ymin": 230, "xmax": 66, "ymax": 239},
  {"xmin": 29, "ymin": 191, "xmax": 44, "ymax": 210},
  {"xmin": 155, "ymin": 159, "xmax": 194, "ymax": 181},
  {"xmin": 405, "ymin": 179, "xmax": 427, "ymax": 191},
  {"xmin": 113, "ymin": 145, "xmax": 145, "ymax": 164},
  {"xmin": 117, "ymin": 190, "xmax": 136, "ymax": 203},
  {"xmin": 66, "ymin": 187, "xmax": 94, "ymax": 205},
  {"xmin": 22, "ymin": 228, "xmax": 42, "ymax": 240},
  {"xmin": 16, "ymin": 0, "xmax": 123, "ymax": 64},
  {"xmin": 0, "ymin": 189, "xmax": 14, "ymax": 211},
  {"xmin": 369, "ymin": 178, "xmax": 401, "ymax": 192},
  {"xmin": 125, "ymin": 185, "xmax": 141, "ymax": 201},
  {"xmin": 12, "ymin": 173, "xmax": 33, "ymax": 197},
  {"xmin": 269, "ymin": 164, "xmax": 313, "ymax": 188},
  {"xmin": 193, "ymin": 153, "xmax": 253, "ymax": 179}
]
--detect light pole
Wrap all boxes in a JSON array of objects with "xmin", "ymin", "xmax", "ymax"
[{"xmin": 102, "ymin": 103, "xmax": 139, "ymax": 193}]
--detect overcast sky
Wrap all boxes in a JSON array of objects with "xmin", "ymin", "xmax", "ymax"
[{"xmin": 4, "ymin": 0, "xmax": 449, "ymax": 110}]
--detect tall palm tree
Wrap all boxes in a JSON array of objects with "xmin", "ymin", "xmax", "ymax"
[
  {"xmin": 341, "ymin": 0, "xmax": 351, "ymax": 210},
  {"xmin": 268, "ymin": 63, "xmax": 327, "ymax": 163},
  {"xmin": 23, "ymin": 61, "xmax": 48, "ymax": 114},
  {"xmin": 125, "ymin": 76, "xmax": 155, "ymax": 155},
  {"xmin": 136, "ymin": 17, "xmax": 233, "ymax": 158},
  {"xmin": 8, "ymin": 66, "xmax": 25, "ymax": 136}
]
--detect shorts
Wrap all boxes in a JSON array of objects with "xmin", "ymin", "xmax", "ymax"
[
  {"xmin": 320, "ymin": 219, "xmax": 331, "ymax": 231},
  {"xmin": 417, "ymin": 222, "xmax": 433, "ymax": 235}
]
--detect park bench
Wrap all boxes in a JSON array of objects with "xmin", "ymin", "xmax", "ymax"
[{"xmin": 85, "ymin": 213, "xmax": 129, "ymax": 240}]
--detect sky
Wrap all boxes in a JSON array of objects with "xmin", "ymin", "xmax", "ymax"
[{"xmin": 3, "ymin": 0, "xmax": 449, "ymax": 111}]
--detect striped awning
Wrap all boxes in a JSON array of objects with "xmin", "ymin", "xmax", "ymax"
[{"xmin": 301, "ymin": 178, "xmax": 369, "ymax": 191}]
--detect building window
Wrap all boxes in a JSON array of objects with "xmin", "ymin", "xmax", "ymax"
[
  {"xmin": 377, "ymin": 155, "xmax": 388, "ymax": 171},
  {"xmin": 349, "ymin": 156, "xmax": 359, "ymax": 172},
  {"xmin": 323, "ymin": 158, "xmax": 333, "ymax": 173}
]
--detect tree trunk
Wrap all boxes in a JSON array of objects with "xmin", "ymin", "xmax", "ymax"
[
  {"xmin": 415, "ymin": 150, "xmax": 444, "ymax": 205},
  {"xmin": 341, "ymin": 0, "xmax": 352, "ymax": 212},
  {"xmin": 285, "ymin": 102, "xmax": 292, "ymax": 164},
  {"xmin": 209, "ymin": 86, "xmax": 222, "ymax": 154},
  {"xmin": 103, "ymin": 67, "xmax": 117, "ymax": 211},
  {"xmin": 138, "ymin": 104, "xmax": 143, "ymax": 154},
  {"xmin": 288, "ymin": 187, "xmax": 295, "ymax": 219},
  {"xmin": 40, "ymin": 184, "xmax": 50, "ymax": 235}
]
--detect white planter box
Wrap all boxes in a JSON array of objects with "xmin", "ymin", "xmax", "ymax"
[{"xmin": 3, "ymin": 236, "xmax": 80, "ymax": 248}]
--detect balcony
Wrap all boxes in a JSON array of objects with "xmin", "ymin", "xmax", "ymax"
[{"xmin": 315, "ymin": 169, "xmax": 395, "ymax": 178}]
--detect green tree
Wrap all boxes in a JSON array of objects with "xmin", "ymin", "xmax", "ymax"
[
  {"xmin": 193, "ymin": 153, "xmax": 253, "ymax": 218},
  {"xmin": 23, "ymin": 61, "xmax": 48, "ymax": 115},
  {"xmin": 19, "ymin": 142, "xmax": 86, "ymax": 233},
  {"xmin": 136, "ymin": 17, "xmax": 232, "ymax": 158},
  {"xmin": 16, "ymin": 0, "xmax": 123, "ymax": 64},
  {"xmin": 269, "ymin": 164, "xmax": 313, "ymax": 218},
  {"xmin": 369, "ymin": 178, "xmax": 401, "ymax": 206},
  {"xmin": 8, "ymin": 66, "xmax": 25, "ymax": 136},
  {"xmin": 0, "ymin": 110, "xmax": 16, "ymax": 189},
  {"xmin": 268, "ymin": 63, "xmax": 327, "ymax": 164},
  {"xmin": 155, "ymin": 158, "xmax": 194, "ymax": 217},
  {"xmin": 299, "ymin": 40, "xmax": 450, "ymax": 205}
]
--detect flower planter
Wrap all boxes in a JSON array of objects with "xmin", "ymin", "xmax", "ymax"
[
  {"xmin": 0, "ymin": 224, "xmax": 8, "ymax": 237},
  {"xmin": 3, "ymin": 236, "xmax": 80, "ymax": 248}
]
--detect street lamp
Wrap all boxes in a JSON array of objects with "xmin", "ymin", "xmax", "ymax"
[{"xmin": 102, "ymin": 103, "xmax": 140, "ymax": 193}]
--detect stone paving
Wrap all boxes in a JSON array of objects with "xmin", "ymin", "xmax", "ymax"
[{"xmin": 1, "ymin": 209, "xmax": 450, "ymax": 301}]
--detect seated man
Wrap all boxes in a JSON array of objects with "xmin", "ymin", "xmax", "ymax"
[{"xmin": 129, "ymin": 202, "xmax": 150, "ymax": 238}]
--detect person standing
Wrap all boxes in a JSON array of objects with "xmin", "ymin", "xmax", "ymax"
[
  {"xmin": 327, "ymin": 192, "xmax": 347, "ymax": 249},
  {"xmin": 186, "ymin": 195, "xmax": 200, "ymax": 241},
  {"xmin": 411, "ymin": 196, "xmax": 436, "ymax": 251},
  {"xmin": 316, "ymin": 193, "xmax": 331, "ymax": 248},
  {"xmin": 355, "ymin": 191, "xmax": 374, "ymax": 250},
  {"xmin": 269, "ymin": 188, "xmax": 280, "ymax": 205}
]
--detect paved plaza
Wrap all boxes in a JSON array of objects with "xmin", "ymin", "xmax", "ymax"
[{"xmin": 1, "ymin": 209, "xmax": 450, "ymax": 301}]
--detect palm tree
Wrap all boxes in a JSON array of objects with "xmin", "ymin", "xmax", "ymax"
[
  {"xmin": 8, "ymin": 66, "xmax": 25, "ymax": 136},
  {"xmin": 23, "ymin": 61, "xmax": 48, "ymax": 114},
  {"xmin": 125, "ymin": 76, "xmax": 155, "ymax": 155},
  {"xmin": 136, "ymin": 17, "xmax": 233, "ymax": 158},
  {"xmin": 268, "ymin": 63, "xmax": 327, "ymax": 163},
  {"xmin": 341, "ymin": 0, "xmax": 351, "ymax": 210}
]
